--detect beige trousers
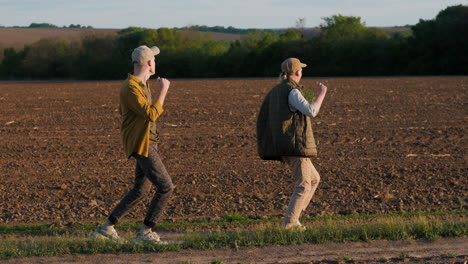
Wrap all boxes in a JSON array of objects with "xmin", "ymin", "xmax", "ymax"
[{"xmin": 282, "ymin": 156, "xmax": 320, "ymax": 226}]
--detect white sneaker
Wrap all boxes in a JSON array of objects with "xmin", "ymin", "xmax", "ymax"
[
  {"xmin": 134, "ymin": 229, "xmax": 168, "ymax": 244},
  {"xmin": 283, "ymin": 221, "xmax": 306, "ymax": 231},
  {"xmin": 93, "ymin": 223, "xmax": 121, "ymax": 240}
]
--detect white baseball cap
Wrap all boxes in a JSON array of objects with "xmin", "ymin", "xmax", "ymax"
[{"xmin": 131, "ymin": 45, "xmax": 160, "ymax": 65}]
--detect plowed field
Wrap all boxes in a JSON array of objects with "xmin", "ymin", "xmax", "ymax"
[{"xmin": 0, "ymin": 77, "xmax": 466, "ymax": 226}]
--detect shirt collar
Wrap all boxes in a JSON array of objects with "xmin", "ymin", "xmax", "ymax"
[{"xmin": 128, "ymin": 73, "xmax": 150, "ymax": 87}]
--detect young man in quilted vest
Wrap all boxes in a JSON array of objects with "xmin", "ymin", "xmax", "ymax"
[{"xmin": 257, "ymin": 58, "xmax": 327, "ymax": 229}]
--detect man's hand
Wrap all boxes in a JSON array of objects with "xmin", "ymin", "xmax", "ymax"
[
  {"xmin": 156, "ymin": 77, "xmax": 170, "ymax": 106},
  {"xmin": 312, "ymin": 82, "xmax": 327, "ymax": 111},
  {"xmin": 157, "ymin": 77, "xmax": 170, "ymax": 92},
  {"xmin": 316, "ymin": 82, "xmax": 327, "ymax": 94}
]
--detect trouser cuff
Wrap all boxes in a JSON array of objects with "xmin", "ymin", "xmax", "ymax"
[
  {"xmin": 144, "ymin": 220, "xmax": 156, "ymax": 228},
  {"xmin": 108, "ymin": 216, "xmax": 118, "ymax": 225}
]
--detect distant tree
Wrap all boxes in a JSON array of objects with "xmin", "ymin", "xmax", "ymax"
[
  {"xmin": 1, "ymin": 47, "xmax": 27, "ymax": 78},
  {"xmin": 21, "ymin": 39, "xmax": 75, "ymax": 78},
  {"xmin": 177, "ymin": 25, "xmax": 272, "ymax": 35},
  {"xmin": 433, "ymin": 4, "xmax": 468, "ymax": 73},
  {"xmin": 387, "ymin": 32, "xmax": 412, "ymax": 74},
  {"xmin": 295, "ymin": 18, "xmax": 306, "ymax": 39},
  {"xmin": 29, "ymin": 23, "xmax": 58, "ymax": 28},
  {"xmin": 66, "ymin": 24, "xmax": 93, "ymax": 29},
  {"xmin": 156, "ymin": 27, "xmax": 190, "ymax": 50},
  {"xmin": 407, "ymin": 17, "xmax": 438, "ymax": 74},
  {"xmin": 75, "ymin": 35, "xmax": 122, "ymax": 79},
  {"xmin": 117, "ymin": 27, "xmax": 190, "ymax": 52},
  {"xmin": 318, "ymin": 15, "xmax": 391, "ymax": 75},
  {"xmin": 241, "ymin": 31, "xmax": 277, "ymax": 51},
  {"xmin": 279, "ymin": 29, "xmax": 301, "ymax": 41},
  {"xmin": 320, "ymin": 15, "xmax": 366, "ymax": 42},
  {"xmin": 408, "ymin": 4, "xmax": 468, "ymax": 74},
  {"xmin": 218, "ymin": 31, "xmax": 278, "ymax": 76},
  {"xmin": 118, "ymin": 27, "xmax": 145, "ymax": 35},
  {"xmin": 117, "ymin": 27, "xmax": 157, "ymax": 62},
  {"xmin": 215, "ymin": 40, "xmax": 246, "ymax": 77}
]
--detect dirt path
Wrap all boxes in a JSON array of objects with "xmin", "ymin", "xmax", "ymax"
[{"xmin": 3, "ymin": 237, "xmax": 467, "ymax": 263}]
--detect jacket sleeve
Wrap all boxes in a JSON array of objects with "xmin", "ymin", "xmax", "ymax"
[{"xmin": 126, "ymin": 84, "xmax": 164, "ymax": 122}]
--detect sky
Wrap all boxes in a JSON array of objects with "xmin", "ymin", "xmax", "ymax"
[{"xmin": 0, "ymin": 0, "xmax": 466, "ymax": 29}]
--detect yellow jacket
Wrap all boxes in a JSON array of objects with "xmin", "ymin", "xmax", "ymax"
[{"xmin": 120, "ymin": 74, "xmax": 164, "ymax": 158}]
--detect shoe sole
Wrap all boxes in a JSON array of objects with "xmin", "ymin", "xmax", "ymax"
[
  {"xmin": 92, "ymin": 232, "xmax": 109, "ymax": 239},
  {"xmin": 93, "ymin": 232, "xmax": 125, "ymax": 243},
  {"xmin": 133, "ymin": 238, "xmax": 169, "ymax": 245}
]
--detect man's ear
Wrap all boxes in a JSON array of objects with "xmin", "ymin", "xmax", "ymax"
[{"xmin": 147, "ymin": 60, "xmax": 152, "ymax": 67}]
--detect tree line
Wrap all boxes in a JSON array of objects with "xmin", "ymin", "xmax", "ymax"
[
  {"xmin": 0, "ymin": 23, "xmax": 93, "ymax": 29},
  {"xmin": 0, "ymin": 5, "xmax": 466, "ymax": 79},
  {"xmin": 176, "ymin": 25, "xmax": 273, "ymax": 35}
]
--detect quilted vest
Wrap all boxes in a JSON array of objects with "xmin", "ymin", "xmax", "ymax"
[{"xmin": 256, "ymin": 79, "xmax": 317, "ymax": 160}]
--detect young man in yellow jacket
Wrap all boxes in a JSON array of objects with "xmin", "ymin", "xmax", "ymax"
[{"xmin": 93, "ymin": 45, "xmax": 174, "ymax": 243}]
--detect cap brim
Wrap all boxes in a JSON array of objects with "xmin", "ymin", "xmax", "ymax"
[
  {"xmin": 150, "ymin": 46, "xmax": 160, "ymax": 56},
  {"xmin": 301, "ymin": 63, "xmax": 307, "ymax": 68}
]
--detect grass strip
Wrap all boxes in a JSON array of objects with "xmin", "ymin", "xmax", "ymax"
[
  {"xmin": 0, "ymin": 209, "xmax": 466, "ymax": 235},
  {"xmin": 0, "ymin": 215, "xmax": 466, "ymax": 259},
  {"xmin": 0, "ymin": 234, "xmax": 180, "ymax": 259},
  {"xmin": 182, "ymin": 216, "xmax": 467, "ymax": 250}
]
